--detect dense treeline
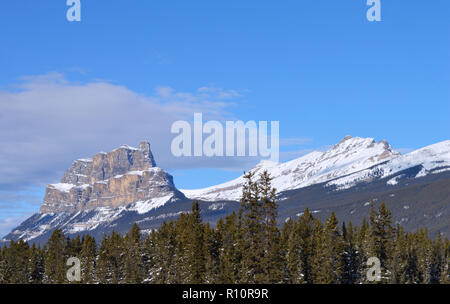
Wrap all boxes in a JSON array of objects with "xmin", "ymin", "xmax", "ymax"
[{"xmin": 1, "ymin": 171, "xmax": 449, "ymax": 284}]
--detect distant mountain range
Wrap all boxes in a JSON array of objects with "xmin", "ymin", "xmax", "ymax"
[{"xmin": 2, "ymin": 136, "xmax": 450, "ymax": 245}]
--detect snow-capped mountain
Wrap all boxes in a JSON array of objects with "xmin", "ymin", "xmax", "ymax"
[
  {"xmin": 326, "ymin": 140, "xmax": 450, "ymax": 190},
  {"xmin": 182, "ymin": 136, "xmax": 450, "ymax": 201},
  {"xmin": 3, "ymin": 136, "xmax": 450, "ymax": 244},
  {"xmin": 180, "ymin": 136, "xmax": 450, "ymax": 237},
  {"xmin": 39, "ymin": 141, "xmax": 186, "ymax": 214},
  {"xmin": 182, "ymin": 136, "xmax": 404, "ymax": 201},
  {"xmin": 1, "ymin": 142, "xmax": 190, "ymax": 244}
]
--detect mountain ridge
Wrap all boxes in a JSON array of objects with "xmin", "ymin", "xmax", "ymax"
[
  {"xmin": 182, "ymin": 136, "xmax": 450, "ymax": 201},
  {"xmin": 2, "ymin": 136, "xmax": 450, "ymax": 244}
]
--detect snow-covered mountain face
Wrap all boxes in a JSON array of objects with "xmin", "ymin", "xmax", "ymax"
[
  {"xmin": 2, "ymin": 142, "xmax": 188, "ymax": 243},
  {"xmin": 326, "ymin": 140, "xmax": 450, "ymax": 190},
  {"xmin": 3, "ymin": 136, "xmax": 450, "ymax": 244},
  {"xmin": 182, "ymin": 136, "xmax": 450, "ymax": 201}
]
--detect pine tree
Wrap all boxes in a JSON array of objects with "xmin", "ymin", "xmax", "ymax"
[
  {"xmin": 28, "ymin": 243, "xmax": 45, "ymax": 284},
  {"xmin": 282, "ymin": 209, "xmax": 319, "ymax": 284},
  {"xmin": 405, "ymin": 232, "xmax": 421, "ymax": 283},
  {"xmin": 66, "ymin": 235, "xmax": 82, "ymax": 259},
  {"xmin": 123, "ymin": 223, "xmax": 144, "ymax": 283},
  {"xmin": 281, "ymin": 219, "xmax": 297, "ymax": 283},
  {"xmin": 390, "ymin": 226, "xmax": 408, "ymax": 284},
  {"xmin": 314, "ymin": 212, "xmax": 345, "ymax": 284},
  {"xmin": 204, "ymin": 223, "xmax": 221, "ymax": 283},
  {"xmin": 44, "ymin": 229, "xmax": 67, "ymax": 283},
  {"xmin": 110, "ymin": 230, "xmax": 126, "ymax": 283},
  {"xmin": 341, "ymin": 222, "xmax": 363, "ymax": 284},
  {"xmin": 259, "ymin": 171, "xmax": 283, "ymax": 283},
  {"xmin": 0, "ymin": 245, "xmax": 6, "ymax": 283},
  {"xmin": 96, "ymin": 234, "xmax": 110, "ymax": 284},
  {"xmin": 300, "ymin": 209, "xmax": 320, "ymax": 284},
  {"xmin": 151, "ymin": 220, "xmax": 178, "ymax": 283},
  {"xmin": 356, "ymin": 216, "xmax": 371, "ymax": 283},
  {"xmin": 2, "ymin": 239, "xmax": 29, "ymax": 283},
  {"xmin": 238, "ymin": 171, "xmax": 266, "ymax": 283},
  {"xmin": 1, "ymin": 240, "xmax": 31, "ymax": 283},
  {"xmin": 96, "ymin": 231, "xmax": 125, "ymax": 284},
  {"xmin": 369, "ymin": 203, "xmax": 395, "ymax": 283},
  {"xmin": 416, "ymin": 228, "xmax": 432, "ymax": 284},
  {"xmin": 441, "ymin": 238, "xmax": 450, "ymax": 284},
  {"xmin": 142, "ymin": 230, "xmax": 157, "ymax": 283},
  {"xmin": 80, "ymin": 235, "xmax": 97, "ymax": 283},
  {"xmin": 181, "ymin": 201, "xmax": 206, "ymax": 283},
  {"xmin": 1, "ymin": 241, "xmax": 13, "ymax": 283},
  {"xmin": 429, "ymin": 233, "xmax": 444, "ymax": 284},
  {"xmin": 216, "ymin": 212, "xmax": 238, "ymax": 283}
]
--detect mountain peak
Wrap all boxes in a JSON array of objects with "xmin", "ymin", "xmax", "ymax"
[
  {"xmin": 40, "ymin": 141, "xmax": 177, "ymax": 213},
  {"xmin": 332, "ymin": 136, "xmax": 398, "ymax": 157},
  {"xmin": 340, "ymin": 135, "xmax": 353, "ymax": 142},
  {"xmin": 182, "ymin": 136, "xmax": 402, "ymax": 201},
  {"xmin": 138, "ymin": 141, "xmax": 156, "ymax": 167},
  {"xmin": 335, "ymin": 135, "xmax": 373, "ymax": 145}
]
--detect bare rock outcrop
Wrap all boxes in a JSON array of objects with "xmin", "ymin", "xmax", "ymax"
[{"xmin": 40, "ymin": 142, "xmax": 182, "ymax": 213}]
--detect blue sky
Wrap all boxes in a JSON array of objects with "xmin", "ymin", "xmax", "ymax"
[{"xmin": 0, "ymin": 0, "xmax": 449, "ymax": 236}]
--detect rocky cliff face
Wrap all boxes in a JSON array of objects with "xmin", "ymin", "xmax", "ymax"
[
  {"xmin": 3, "ymin": 137, "xmax": 450, "ymax": 245},
  {"xmin": 40, "ymin": 142, "xmax": 182, "ymax": 213}
]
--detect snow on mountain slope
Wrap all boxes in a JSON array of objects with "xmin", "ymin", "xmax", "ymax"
[
  {"xmin": 1, "ymin": 141, "xmax": 188, "ymax": 243},
  {"xmin": 327, "ymin": 140, "xmax": 450, "ymax": 190},
  {"xmin": 182, "ymin": 136, "xmax": 402, "ymax": 201},
  {"xmin": 3, "ymin": 194, "xmax": 183, "ymax": 242}
]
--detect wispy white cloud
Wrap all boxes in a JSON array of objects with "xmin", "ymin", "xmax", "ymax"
[
  {"xmin": 0, "ymin": 72, "xmax": 246, "ymax": 192},
  {"xmin": 0, "ymin": 73, "xmax": 255, "ymax": 234}
]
